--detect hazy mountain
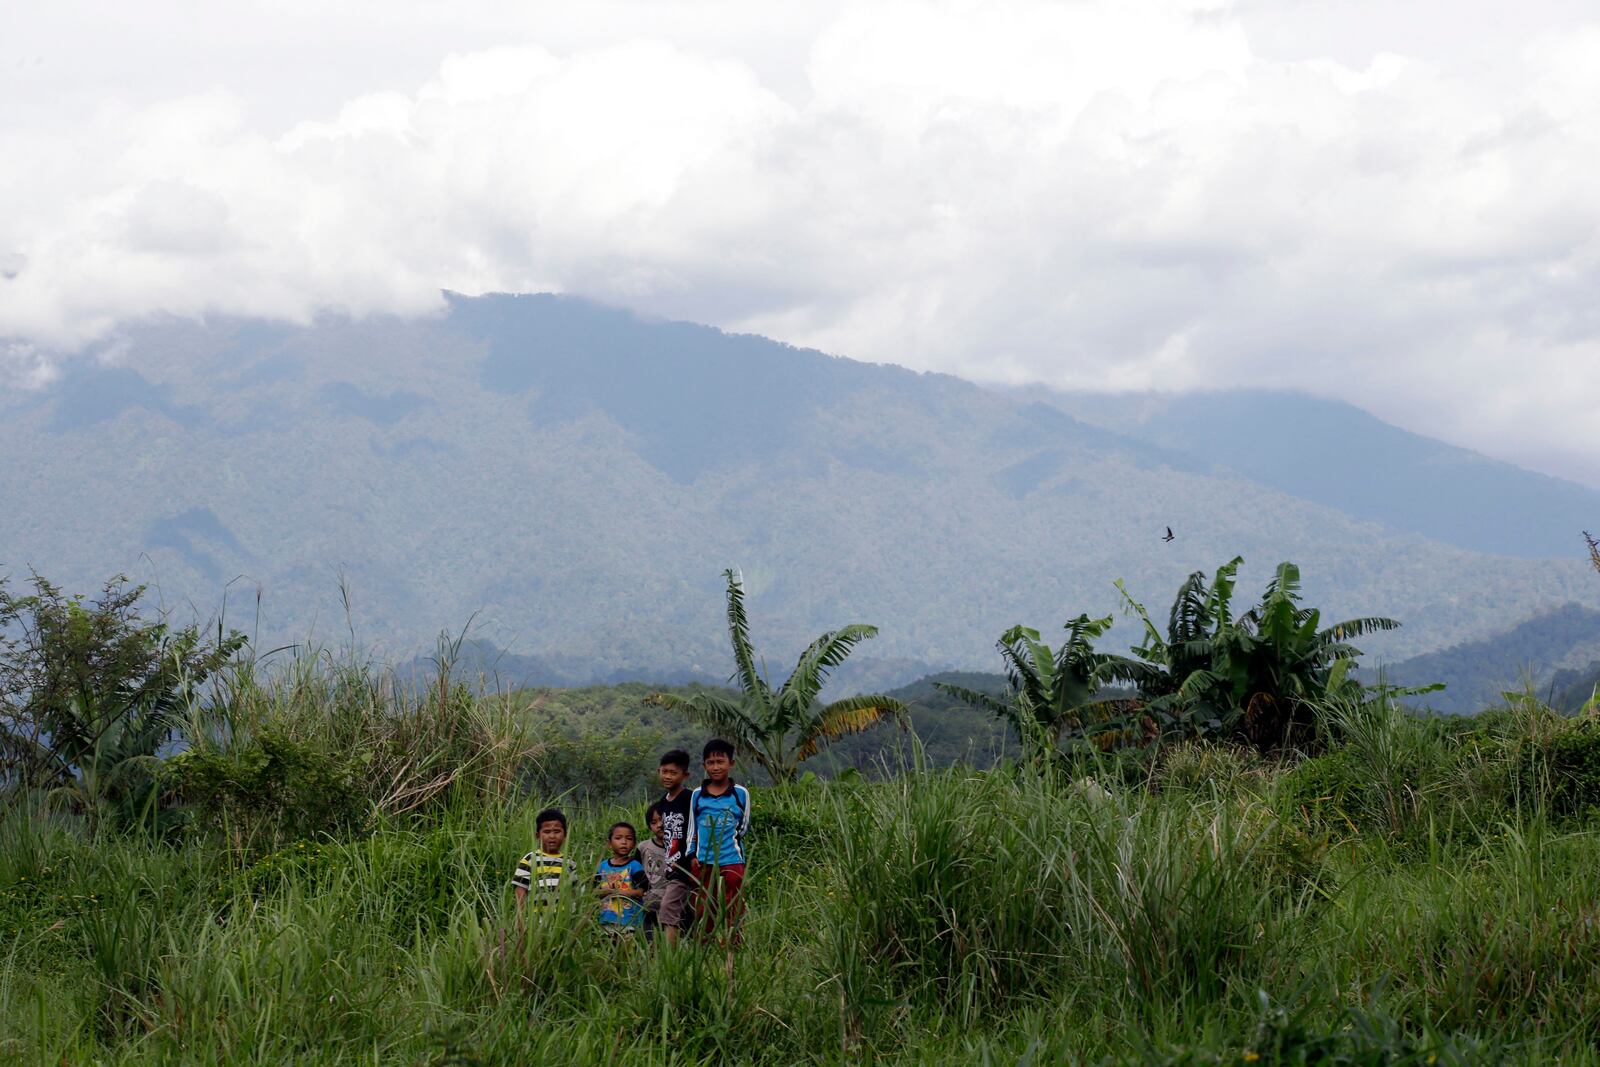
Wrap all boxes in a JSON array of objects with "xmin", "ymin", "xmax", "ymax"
[
  {"xmin": 2, "ymin": 292, "xmax": 1595, "ymax": 685},
  {"xmin": 1373, "ymin": 602, "xmax": 1600, "ymax": 715},
  {"xmin": 1025, "ymin": 389, "xmax": 1600, "ymax": 559}
]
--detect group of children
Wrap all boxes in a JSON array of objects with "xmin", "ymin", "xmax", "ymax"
[{"xmin": 511, "ymin": 739, "xmax": 752, "ymax": 945}]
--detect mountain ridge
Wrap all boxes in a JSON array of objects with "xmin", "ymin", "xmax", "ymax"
[
  {"xmin": 3, "ymin": 292, "xmax": 1595, "ymax": 683},
  {"xmin": 1021, "ymin": 386, "xmax": 1600, "ymax": 558}
]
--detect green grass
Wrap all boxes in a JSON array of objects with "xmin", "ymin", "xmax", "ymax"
[{"xmin": 8, "ymin": 656, "xmax": 1600, "ymax": 1064}]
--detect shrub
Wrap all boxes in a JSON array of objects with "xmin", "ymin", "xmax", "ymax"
[
  {"xmin": 166, "ymin": 731, "xmax": 367, "ymax": 842},
  {"xmin": 1278, "ymin": 747, "xmax": 1364, "ymax": 832},
  {"xmin": 0, "ymin": 573, "xmax": 243, "ymax": 825},
  {"xmin": 1515, "ymin": 718, "xmax": 1600, "ymax": 819}
]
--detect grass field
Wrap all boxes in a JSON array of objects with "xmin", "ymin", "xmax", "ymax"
[{"xmin": 5, "ymin": 655, "xmax": 1600, "ymax": 1065}]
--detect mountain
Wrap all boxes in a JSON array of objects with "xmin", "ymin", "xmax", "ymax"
[
  {"xmin": 1024, "ymin": 389, "xmax": 1600, "ymax": 559},
  {"xmin": 1371, "ymin": 602, "xmax": 1600, "ymax": 715},
  {"xmin": 2, "ymin": 292, "xmax": 1595, "ymax": 683}
]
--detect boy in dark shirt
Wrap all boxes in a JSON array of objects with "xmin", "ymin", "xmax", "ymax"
[{"xmin": 652, "ymin": 749, "xmax": 695, "ymax": 945}]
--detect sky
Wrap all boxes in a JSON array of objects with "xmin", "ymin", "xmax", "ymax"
[{"xmin": 4, "ymin": 0, "xmax": 1599, "ymax": 485}]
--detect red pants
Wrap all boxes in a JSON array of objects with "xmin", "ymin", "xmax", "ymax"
[{"xmin": 690, "ymin": 860, "xmax": 745, "ymax": 936}]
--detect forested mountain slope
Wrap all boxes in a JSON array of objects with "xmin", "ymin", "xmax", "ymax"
[
  {"xmin": 1031, "ymin": 389, "xmax": 1600, "ymax": 559},
  {"xmin": 2, "ymin": 292, "xmax": 1593, "ymax": 682},
  {"xmin": 1374, "ymin": 603, "xmax": 1600, "ymax": 715}
]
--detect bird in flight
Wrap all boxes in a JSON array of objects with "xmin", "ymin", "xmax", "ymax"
[{"xmin": 1162, "ymin": 526, "xmax": 1175, "ymax": 543}]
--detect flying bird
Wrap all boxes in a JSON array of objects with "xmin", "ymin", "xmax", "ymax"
[{"xmin": 1162, "ymin": 527, "xmax": 1175, "ymax": 543}]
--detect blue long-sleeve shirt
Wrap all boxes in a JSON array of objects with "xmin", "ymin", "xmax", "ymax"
[{"xmin": 684, "ymin": 782, "xmax": 751, "ymax": 867}]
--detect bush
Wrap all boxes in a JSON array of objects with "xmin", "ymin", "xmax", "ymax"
[
  {"xmin": 0, "ymin": 573, "xmax": 243, "ymax": 825},
  {"xmin": 1516, "ymin": 718, "xmax": 1600, "ymax": 819},
  {"xmin": 166, "ymin": 732, "xmax": 367, "ymax": 842},
  {"xmin": 1278, "ymin": 747, "xmax": 1364, "ymax": 831}
]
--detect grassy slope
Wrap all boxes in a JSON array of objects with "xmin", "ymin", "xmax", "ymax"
[{"xmin": 7, "ymin": 668, "xmax": 1600, "ymax": 1064}]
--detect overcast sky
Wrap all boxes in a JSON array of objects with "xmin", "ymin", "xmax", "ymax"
[{"xmin": 4, "ymin": 0, "xmax": 1599, "ymax": 485}]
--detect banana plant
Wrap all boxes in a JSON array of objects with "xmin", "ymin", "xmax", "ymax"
[
  {"xmin": 1118, "ymin": 559, "xmax": 1400, "ymax": 748},
  {"xmin": 646, "ymin": 569, "xmax": 908, "ymax": 782},
  {"xmin": 935, "ymin": 613, "xmax": 1154, "ymax": 768}
]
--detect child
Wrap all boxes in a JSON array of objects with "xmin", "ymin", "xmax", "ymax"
[
  {"xmin": 637, "ymin": 804, "xmax": 669, "ymax": 941},
  {"xmin": 512, "ymin": 808, "xmax": 575, "ymax": 913},
  {"xmin": 654, "ymin": 749, "xmax": 696, "ymax": 945},
  {"xmin": 685, "ymin": 739, "xmax": 751, "ymax": 949},
  {"xmin": 593, "ymin": 822, "xmax": 649, "ymax": 936}
]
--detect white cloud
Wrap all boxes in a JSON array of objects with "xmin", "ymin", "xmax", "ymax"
[{"xmin": 3, "ymin": 0, "xmax": 1600, "ymax": 483}]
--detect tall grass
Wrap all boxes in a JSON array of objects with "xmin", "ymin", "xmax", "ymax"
[{"xmin": 7, "ymin": 672, "xmax": 1600, "ymax": 1063}]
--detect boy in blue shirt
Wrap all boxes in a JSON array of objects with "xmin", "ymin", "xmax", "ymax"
[
  {"xmin": 685, "ymin": 738, "xmax": 751, "ymax": 950},
  {"xmin": 593, "ymin": 821, "xmax": 649, "ymax": 937}
]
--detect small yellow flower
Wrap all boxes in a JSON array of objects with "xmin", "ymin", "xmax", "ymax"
[{"xmin": 1243, "ymin": 1053, "xmax": 1260, "ymax": 1063}]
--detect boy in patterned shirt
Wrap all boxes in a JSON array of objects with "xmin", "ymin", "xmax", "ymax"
[
  {"xmin": 512, "ymin": 808, "xmax": 575, "ymax": 913},
  {"xmin": 593, "ymin": 821, "xmax": 650, "ymax": 937}
]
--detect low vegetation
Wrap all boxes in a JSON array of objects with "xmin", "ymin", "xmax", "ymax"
[{"xmin": 5, "ymin": 562, "xmax": 1600, "ymax": 1064}]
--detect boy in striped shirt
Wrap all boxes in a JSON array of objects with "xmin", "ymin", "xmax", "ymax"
[{"xmin": 512, "ymin": 808, "xmax": 575, "ymax": 912}]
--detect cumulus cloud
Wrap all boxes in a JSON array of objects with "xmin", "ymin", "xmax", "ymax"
[{"xmin": 3, "ymin": 0, "xmax": 1599, "ymax": 482}]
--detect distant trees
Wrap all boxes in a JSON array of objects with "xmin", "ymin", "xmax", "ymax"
[{"xmin": 647, "ymin": 569, "xmax": 907, "ymax": 782}]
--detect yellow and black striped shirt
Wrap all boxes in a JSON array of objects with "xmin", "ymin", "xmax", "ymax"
[{"xmin": 512, "ymin": 850, "xmax": 572, "ymax": 909}]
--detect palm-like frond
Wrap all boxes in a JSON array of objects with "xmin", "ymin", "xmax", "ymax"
[
  {"xmin": 997, "ymin": 626, "xmax": 1054, "ymax": 708},
  {"xmin": 1114, "ymin": 579, "xmax": 1166, "ymax": 659},
  {"xmin": 1209, "ymin": 556, "xmax": 1243, "ymax": 628},
  {"xmin": 1318, "ymin": 616, "xmax": 1401, "ymax": 642},
  {"xmin": 780, "ymin": 624, "xmax": 880, "ymax": 710},
  {"xmin": 722, "ymin": 568, "xmax": 768, "ymax": 699},
  {"xmin": 1093, "ymin": 654, "xmax": 1164, "ymax": 691},
  {"xmin": 1175, "ymin": 668, "xmax": 1222, "ymax": 703},
  {"xmin": 1167, "ymin": 570, "xmax": 1213, "ymax": 645},
  {"xmin": 1262, "ymin": 560, "xmax": 1302, "ymax": 601},
  {"xmin": 794, "ymin": 694, "xmax": 908, "ymax": 761},
  {"xmin": 645, "ymin": 691, "xmax": 762, "ymax": 755},
  {"xmin": 932, "ymin": 682, "xmax": 1013, "ymax": 719}
]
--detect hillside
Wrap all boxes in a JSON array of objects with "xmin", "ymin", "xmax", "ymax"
[
  {"xmin": 1030, "ymin": 388, "xmax": 1600, "ymax": 559},
  {"xmin": 2, "ymin": 292, "xmax": 1595, "ymax": 681},
  {"xmin": 1375, "ymin": 603, "xmax": 1600, "ymax": 715}
]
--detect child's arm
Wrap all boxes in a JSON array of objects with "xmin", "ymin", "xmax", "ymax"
[
  {"xmin": 512, "ymin": 855, "xmax": 533, "ymax": 907},
  {"xmin": 683, "ymin": 789, "xmax": 700, "ymax": 863}
]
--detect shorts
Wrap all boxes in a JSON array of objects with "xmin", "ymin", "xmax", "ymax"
[
  {"xmin": 691, "ymin": 860, "xmax": 746, "ymax": 934},
  {"xmin": 658, "ymin": 878, "xmax": 693, "ymax": 927}
]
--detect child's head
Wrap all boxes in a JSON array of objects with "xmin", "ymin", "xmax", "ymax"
[
  {"xmin": 658, "ymin": 749, "xmax": 690, "ymax": 792},
  {"xmin": 645, "ymin": 802, "xmax": 664, "ymax": 841},
  {"xmin": 702, "ymin": 738, "xmax": 735, "ymax": 782},
  {"xmin": 607, "ymin": 821, "xmax": 638, "ymax": 860},
  {"xmin": 535, "ymin": 808, "xmax": 567, "ymax": 854}
]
